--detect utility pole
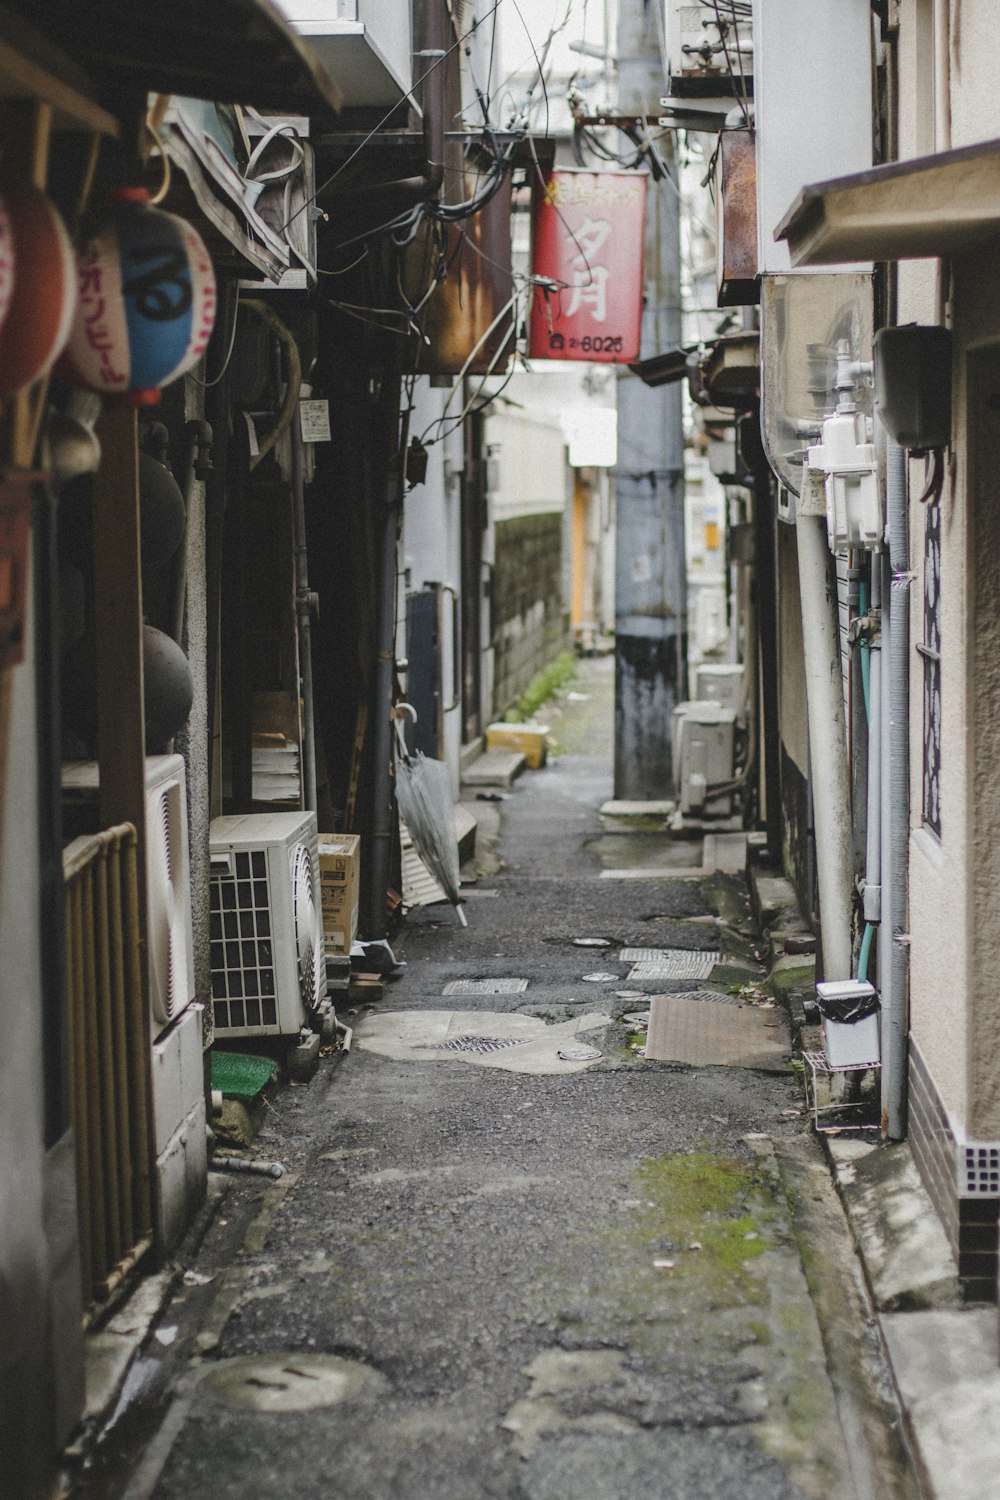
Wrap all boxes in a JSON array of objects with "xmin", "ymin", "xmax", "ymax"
[{"xmin": 613, "ymin": 0, "xmax": 686, "ymax": 799}]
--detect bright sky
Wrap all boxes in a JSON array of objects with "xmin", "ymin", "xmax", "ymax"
[{"xmin": 496, "ymin": 0, "xmax": 617, "ymax": 86}]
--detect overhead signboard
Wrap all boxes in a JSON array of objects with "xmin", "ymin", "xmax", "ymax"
[{"xmin": 528, "ymin": 171, "xmax": 646, "ymax": 364}]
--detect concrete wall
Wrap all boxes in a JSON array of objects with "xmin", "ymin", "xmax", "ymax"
[
  {"xmin": 486, "ymin": 407, "xmax": 570, "ymax": 715},
  {"xmin": 492, "ymin": 512, "xmax": 569, "ymax": 716}
]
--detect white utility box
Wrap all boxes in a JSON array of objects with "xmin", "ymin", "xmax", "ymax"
[
  {"xmin": 694, "ymin": 664, "xmax": 746, "ymax": 719},
  {"xmin": 671, "ymin": 701, "xmax": 736, "ymax": 816},
  {"xmin": 816, "ymin": 979, "xmax": 880, "ymax": 1067}
]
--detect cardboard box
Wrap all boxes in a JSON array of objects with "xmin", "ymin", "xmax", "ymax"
[
  {"xmin": 318, "ymin": 834, "xmax": 360, "ymax": 955},
  {"xmin": 486, "ymin": 722, "xmax": 549, "ymax": 769}
]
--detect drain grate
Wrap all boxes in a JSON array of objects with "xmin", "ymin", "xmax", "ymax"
[
  {"xmin": 443, "ymin": 978, "xmax": 529, "ymax": 995},
  {"xmin": 624, "ymin": 949, "xmax": 720, "ymax": 981},
  {"xmin": 431, "ymin": 1034, "xmax": 528, "ymax": 1054}
]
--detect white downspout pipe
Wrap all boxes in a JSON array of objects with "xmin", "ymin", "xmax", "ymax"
[
  {"xmin": 796, "ymin": 514, "xmax": 854, "ymax": 978},
  {"xmin": 881, "ymin": 441, "xmax": 910, "ymax": 1137}
]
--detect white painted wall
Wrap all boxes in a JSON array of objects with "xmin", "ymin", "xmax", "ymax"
[
  {"xmin": 895, "ymin": 0, "xmax": 1000, "ymax": 1137},
  {"xmin": 486, "ymin": 406, "xmax": 568, "ymax": 522}
]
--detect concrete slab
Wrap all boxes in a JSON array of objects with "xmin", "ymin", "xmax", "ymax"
[
  {"xmin": 599, "ymin": 800, "xmax": 675, "ymax": 817},
  {"xmin": 881, "ymin": 1309, "xmax": 1000, "ymax": 1500},
  {"xmin": 461, "ymin": 750, "xmax": 526, "ymax": 788},
  {"xmin": 353, "ymin": 1008, "xmax": 614, "ymax": 1074},
  {"xmin": 828, "ymin": 1139, "xmax": 961, "ymax": 1310},
  {"xmin": 702, "ymin": 832, "xmax": 747, "ymax": 871},
  {"xmin": 600, "ymin": 867, "xmax": 706, "ymax": 880}
]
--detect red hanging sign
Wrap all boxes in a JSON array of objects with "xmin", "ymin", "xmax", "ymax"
[{"xmin": 528, "ymin": 171, "xmax": 647, "ymax": 363}]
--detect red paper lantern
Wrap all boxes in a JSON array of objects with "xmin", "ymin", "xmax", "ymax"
[
  {"xmin": 60, "ymin": 189, "xmax": 216, "ymax": 405},
  {"xmin": 0, "ymin": 195, "xmax": 14, "ymax": 342},
  {"xmin": 0, "ymin": 185, "xmax": 76, "ymax": 398}
]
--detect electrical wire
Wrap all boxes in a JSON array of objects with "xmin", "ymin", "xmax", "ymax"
[
  {"xmin": 188, "ymin": 293, "xmax": 240, "ymax": 388},
  {"xmin": 317, "ymin": 248, "xmax": 370, "ymax": 276},
  {"xmin": 282, "ymin": 0, "xmax": 505, "ymax": 233}
]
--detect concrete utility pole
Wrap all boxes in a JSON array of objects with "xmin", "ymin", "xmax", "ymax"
[{"xmin": 614, "ymin": 0, "xmax": 686, "ymax": 799}]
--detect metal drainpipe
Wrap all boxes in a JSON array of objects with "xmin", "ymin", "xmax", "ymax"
[
  {"xmin": 291, "ymin": 423, "xmax": 318, "ymax": 815},
  {"xmin": 365, "ymin": 403, "xmax": 411, "ymax": 938},
  {"xmin": 795, "ymin": 513, "xmax": 854, "ymax": 979},
  {"xmin": 861, "ymin": 551, "xmax": 882, "ymax": 976},
  {"xmin": 882, "ymin": 441, "xmax": 910, "ymax": 1137}
]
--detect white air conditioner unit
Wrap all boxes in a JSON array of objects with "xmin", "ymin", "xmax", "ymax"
[
  {"xmin": 694, "ymin": 663, "xmax": 746, "ymax": 719},
  {"xmin": 62, "ymin": 755, "xmax": 196, "ymax": 1038},
  {"xmin": 209, "ymin": 810, "xmax": 327, "ymax": 1037},
  {"xmin": 666, "ymin": 2, "xmax": 753, "ymax": 99},
  {"xmin": 146, "ymin": 756, "xmax": 197, "ymax": 1035},
  {"xmin": 671, "ymin": 702, "xmax": 737, "ymax": 816}
]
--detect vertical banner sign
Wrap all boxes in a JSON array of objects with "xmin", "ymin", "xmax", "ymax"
[{"xmin": 529, "ymin": 171, "xmax": 647, "ymax": 363}]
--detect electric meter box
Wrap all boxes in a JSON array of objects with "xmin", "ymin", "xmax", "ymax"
[{"xmin": 874, "ymin": 325, "xmax": 952, "ymax": 453}]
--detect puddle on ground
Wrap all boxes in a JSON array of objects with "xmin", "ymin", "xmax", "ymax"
[
  {"xmin": 197, "ymin": 1353, "xmax": 387, "ymax": 1412},
  {"xmin": 590, "ymin": 833, "xmax": 705, "ymax": 870}
]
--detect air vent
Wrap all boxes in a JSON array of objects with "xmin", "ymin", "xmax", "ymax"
[{"xmin": 958, "ymin": 1141, "xmax": 1000, "ymax": 1199}]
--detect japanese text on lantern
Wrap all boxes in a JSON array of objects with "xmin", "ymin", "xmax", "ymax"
[{"xmin": 528, "ymin": 172, "xmax": 646, "ymax": 363}]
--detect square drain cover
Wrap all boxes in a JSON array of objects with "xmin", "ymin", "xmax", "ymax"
[
  {"xmin": 443, "ymin": 978, "xmax": 529, "ymax": 996},
  {"xmin": 625, "ymin": 950, "xmax": 719, "ymax": 981}
]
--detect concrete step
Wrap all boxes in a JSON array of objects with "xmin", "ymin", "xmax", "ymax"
[
  {"xmin": 461, "ymin": 749, "xmax": 526, "ymax": 789},
  {"xmin": 454, "ymin": 804, "xmax": 477, "ymax": 865}
]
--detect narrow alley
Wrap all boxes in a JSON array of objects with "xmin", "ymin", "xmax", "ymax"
[{"xmin": 73, "ymin": 658, "xmax": 916, "ymax": 1500}]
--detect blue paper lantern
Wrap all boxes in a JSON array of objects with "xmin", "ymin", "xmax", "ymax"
[{"xmin": 61, "ymin": 189, "xmax": 216, "ymax": 405}]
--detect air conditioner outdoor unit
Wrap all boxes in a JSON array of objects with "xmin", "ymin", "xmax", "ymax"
[
  {"xmin": 694, "ymin": 663, "xmax": 746, "ymax": 719},
  {"xmin": 671, "ymin": 702, "xmax": 737, "ymax": 816},
  {"xmin": 62, "ymin": 755, "xmax": 196, "ymax": 1038},
  {"xmin": 209, "ymin": 811, "xmax": 327, "ymax": 1038}
]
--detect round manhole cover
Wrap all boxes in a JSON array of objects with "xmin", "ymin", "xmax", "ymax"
[{"xmin": 197, "ymin": 1354, "xmax": 386, "ymax": 1412}]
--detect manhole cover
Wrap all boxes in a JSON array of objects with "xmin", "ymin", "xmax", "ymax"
[
  {"xmin": 626, "ymin": 950, "xmax": 720, "ymax": 980},
  {"xmin": 443, "ymin": 978, "xmax": 529, "ymax": 995},
  {"xmin": 197, "ymin": 1354, "xmax": 386, "ymax": 1412},
  {"xmin": 431, "ymin": 1034, "xmax": 529, "ymax": 1054}
]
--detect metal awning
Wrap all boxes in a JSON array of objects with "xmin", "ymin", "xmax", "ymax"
[
  {"xmin": 4, "ymin": 0, "xmax": 343, "ymax": 115},
  {"xmin": 776, "ymin": 138, "xmax": 1000, "ymax": 267}
]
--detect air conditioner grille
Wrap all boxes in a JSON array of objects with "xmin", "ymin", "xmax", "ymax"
[
  {"xmin": 210, "ymin": 849, "xmax": 279, "ymax": 1032},
  {"xmin": 292, "ymin": 841, "xmax": 320, "ymax": 1012}
]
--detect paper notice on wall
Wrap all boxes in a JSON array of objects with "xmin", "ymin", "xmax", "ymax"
[{"xmin": 299, "ymin": 399, "xmax": 331, "ymax": 443}]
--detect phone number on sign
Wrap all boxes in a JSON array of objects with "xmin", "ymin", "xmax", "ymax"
[{"xmin": 556, "ymin": 334, "xmax": 624, "ymax": 353}]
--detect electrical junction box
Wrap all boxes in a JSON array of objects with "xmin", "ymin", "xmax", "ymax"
[
  {"xmin": 694, "ymin": 664, "xmax": 746, "ymax": 719},
  {"xmin": 715, "ymin": 129, "xmax": 758, "ymax": 307},
  {"xmin": 671, "ymin": 702, "xmax": 736, "ymax": 816},
  {"xmin": 807, "ymin": 410, "xmax": 881, "ymax": 551},
  {"xmin": 874, "ymin": 325, "xmax": 952, "ymax": 452}
]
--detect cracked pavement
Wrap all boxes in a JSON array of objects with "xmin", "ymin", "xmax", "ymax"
[{"xmin": 72, "ymin": 657, "xmax": 917, "ymax": 1500}]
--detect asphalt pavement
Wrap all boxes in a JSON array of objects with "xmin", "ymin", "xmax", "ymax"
[{"xmin": 70, "ymin": 655, "xmax": 921, "ymax": 1500}]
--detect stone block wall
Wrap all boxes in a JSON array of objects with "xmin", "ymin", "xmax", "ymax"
[{"xmin": 492, "ymin": 512, "xmax": 568, "ymax": 717}]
